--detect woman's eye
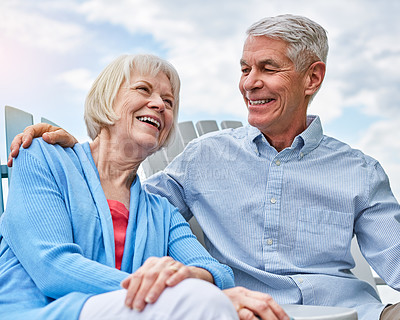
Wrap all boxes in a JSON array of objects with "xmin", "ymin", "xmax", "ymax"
[
  {"xmin": 137, "ymin": 86, "xmax": 150, "ymax": 93},
  {"xmin": 164, "ymin": 99, "xmax": 173, "ymax": 108}
]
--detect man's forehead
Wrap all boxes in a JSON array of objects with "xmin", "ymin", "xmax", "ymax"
[
  {"xmin": 243, "ymin": 35, "xmax": 288, "ymax": 52},
  {"xmin": 241, "ymin": 37, "xmax": 290, "ymax": 66}
]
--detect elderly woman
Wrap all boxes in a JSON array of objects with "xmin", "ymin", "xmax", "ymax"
[{"xmin": 0, "ymin": 54, "xmax": 239, "ymax": 320}]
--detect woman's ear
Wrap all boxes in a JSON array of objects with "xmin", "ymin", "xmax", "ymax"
[{"xmin": 304, "ymin": 61, "xmax": 326, "ymax": 96}]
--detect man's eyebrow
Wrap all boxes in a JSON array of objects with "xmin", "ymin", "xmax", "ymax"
[
  {"xmin": 258, "ymin": 59, "xmax": 280, "ymax": 68},
  {"xmin": 240, "ymin": 58, "xmax": 281, "ymax": 68}
]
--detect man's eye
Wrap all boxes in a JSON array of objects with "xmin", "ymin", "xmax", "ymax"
[{"xmin": 241, "ymin": 68, "xmax": 250, "ymax": 74}]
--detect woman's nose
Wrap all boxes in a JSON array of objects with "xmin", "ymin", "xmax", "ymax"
[{"xmin": 148, "ymin": 95, "xmax": 165, "ymax": 112}]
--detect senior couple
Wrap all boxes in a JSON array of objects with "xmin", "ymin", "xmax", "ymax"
[{"xmin": 2, "ymin": 14, "xmax": 400, "ymax": 320}]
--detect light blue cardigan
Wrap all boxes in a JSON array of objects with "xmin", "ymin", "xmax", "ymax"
[{"xmin": 0, "ymin": 139, "xmax": 234, "ymax": 320}]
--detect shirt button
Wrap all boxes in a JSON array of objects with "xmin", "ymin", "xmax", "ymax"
[
  {"xmin": 275, "ymin": 160, "xmax": 281, "ymax": 166},
  {"xmin": 298, "ymin": 278, "xmax": 304, "ymax": 283},
  {"xmin": 270, "ymin": 198, "xmax": 277, "ymax": 204},
  {"xmin": 267, "ymin": 239, "xmax": 273, "ymax": 245},
  {"xmin": 300, "ymin": 152, "xmax": 304, "ymax": 158}
]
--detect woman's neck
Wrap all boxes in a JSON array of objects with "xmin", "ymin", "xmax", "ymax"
[{"xmin": 89, "ymin": 131, "xmax": 143, "ymax": 208}]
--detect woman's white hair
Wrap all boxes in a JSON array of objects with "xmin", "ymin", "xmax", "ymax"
[
  {"xmin": 246, "ymin": 14, "xmax": 329, "ymax": 72},
  {"xmin": 84, "ymin": 54, "xmax": 180, "ymax": 146}
]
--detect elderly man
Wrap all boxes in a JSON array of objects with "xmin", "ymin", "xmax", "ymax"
[{"xmin": 9, "ymin": 14, "xmax": 400, "ymax": 320}]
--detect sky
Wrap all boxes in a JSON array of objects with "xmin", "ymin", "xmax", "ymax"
[{"xmin": 0, "ymin": 0, "xmax": 400, "ymax": 199}]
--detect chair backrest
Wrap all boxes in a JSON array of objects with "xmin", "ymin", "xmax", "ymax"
[
  {"xmin": 141, "ymin": 121, "xmax": 200, "ymax": 177},
  {"xmin": 5, "ymin": 106, "xmax": 34, "ymax": 184},
  {"xmin": 0, "ymin": 157, "xmax": 6, "ymax": 214},
  {"xmin": 41, "ymin": 117, "xmax": 59, "ymax": 127},
  {"xmin": 1, "ymin": 106, "xmax": 34, "ymax": 215},
  {"xmin": 195, "ymin": 120, "xmax": 219, "ymax": 136},
  {"xmin": 141, "ymin": 149, "xmax": 169, "ymax": 177},
  {"xmin": 178, "ymin": 121, "xmax": 198, "ymax": 146},
  {"xmin": 164, "ymin": 131, "xmax": 185, "ymax": 163},
  {"xmin": 164, "ymin": 121, "xmax": 199, "ymax": 163},
  {"xmin": 220, "ymin": 120, "xmax": 243, "ymax": 129},
  {"xmin": 350, "ymin": 236, "xmax": 378, "ymax": 292}
]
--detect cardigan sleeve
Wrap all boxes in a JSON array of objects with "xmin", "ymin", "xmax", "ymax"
[
  {"xmin": 1, "ymin": 143, "xmax": 128, "ymax": 299},
  {"xmin": 166, "ymin": 206, "xmax": 235, "ymax": 290}
]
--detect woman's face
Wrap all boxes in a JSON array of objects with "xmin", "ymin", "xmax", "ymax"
[{"xmin": 111, "ymin": 71, "xmax": 175, "ymax": 157}]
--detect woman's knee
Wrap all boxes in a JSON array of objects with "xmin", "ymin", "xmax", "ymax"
[
  {"xmin": 80, "ymin": 280, "xmax": 238, "ymax": 320},
  {"xmin": 167, "ymin": 279, "xmax": 238, "ymax": 319}
]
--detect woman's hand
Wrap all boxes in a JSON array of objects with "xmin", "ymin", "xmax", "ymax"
[
  {"xmin": 7, "ymin": 123, "xmax": 78, "ymax": 167},
  {"xmin": 223, "ymin": 287, "xmax": 290, "ymax": 320},
  {"xmin": 121, "ymin": 256, "xmax": 213, "ymax": 311}
]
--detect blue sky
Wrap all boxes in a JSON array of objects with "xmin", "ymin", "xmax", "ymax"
[{"xmin": 1, "ymin": 0, "xmax": 400, "ymax": 199}]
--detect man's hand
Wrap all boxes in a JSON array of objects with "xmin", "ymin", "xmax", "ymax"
[
  {"xmin": 223, "ymin": 287, "xmax": 290, "ymax": 320},
  {"xmin": 7, "ymin": 123, "xmax": 78, "ymax": 167}
]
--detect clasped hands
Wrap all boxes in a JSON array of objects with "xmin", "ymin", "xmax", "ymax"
[
  {"xmin": 121, "ymin": 256, "xmax": 196, "ymax": 311},
  {"xmin": 121, "ymin": 256, "xmax": 289, "ymax": 320}
]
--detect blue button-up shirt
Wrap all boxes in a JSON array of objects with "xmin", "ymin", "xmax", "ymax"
[{"xmin": 144, "ymin": 115, "xmax": 400, "ymax": 320}]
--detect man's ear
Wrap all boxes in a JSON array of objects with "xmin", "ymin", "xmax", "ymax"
[{"xmin": 304, "ymin": 61, "xmax": 326, "ymax": 96}]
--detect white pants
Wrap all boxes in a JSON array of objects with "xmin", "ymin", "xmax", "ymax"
[{"xmin": 79, "ymin": 279, "xmax": 239, "ymax": 320}]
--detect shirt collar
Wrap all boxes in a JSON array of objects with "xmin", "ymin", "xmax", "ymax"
[
  {"xmin": 297, "ymin": 115, "xmax": 323, "ymax": 156},
  {"xmin": 249, "ymin": 115, "xmax": 323, "ymax": 157}
]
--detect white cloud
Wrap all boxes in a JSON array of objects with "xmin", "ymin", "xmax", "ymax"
[
  {"xmin": 72, "ymin": 0, "xmax": 400, "ymax": 125},
  {"xmin": 0, "ymin": 0, "xmax": 85, "ymax": 53},
  {"xmin": 56, "ymin": 68, "xmax": 94, "ymax": 92},
  {"xmin": 356, "ymin": 118, "xmax": 400, "ymax": 200},
  {"xmin": 309, "ymin": 79, "xmax": 345, "ymax": 123}
]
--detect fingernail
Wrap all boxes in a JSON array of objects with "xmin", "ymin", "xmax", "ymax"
[
  {"xmin": 145, "ymin": 295, "xmax": 154, "ymax": 303},
  {"xmin": 133, "ymin": 304, "xmax": 142, "ymax": 312},
  {"xmin": 125, "ymin": 298, "xmax": 132, "ymax": 308}
]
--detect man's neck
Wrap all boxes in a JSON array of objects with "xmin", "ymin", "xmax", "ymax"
[{"xmin": 262, "ymin": 120, "xmax": 308, "ymax": 152}]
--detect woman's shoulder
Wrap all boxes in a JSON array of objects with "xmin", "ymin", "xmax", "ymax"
[
  {"xmin": 19, "ymin": 138, "xmax": 78, "ymax": 157},
  {"xmin": 15, "ymin": 138, "xmax": 86, "ymax": 173}
]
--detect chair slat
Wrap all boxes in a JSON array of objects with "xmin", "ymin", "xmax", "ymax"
[
  {"xmin": 195, "ymin": 120, "xmax": 219, "ymax": 136},
  {"xmin": 5, "ymin": 106, "xmax": 34, "ymax": 185},
  {"xmin": 220, "ymin": 120, "xmax": 243, "ymax": 129}
]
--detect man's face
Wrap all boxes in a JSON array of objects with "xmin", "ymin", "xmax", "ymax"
[{"xmin": 239, "ymin": 35, "xmax": 309, "ymax": 137}]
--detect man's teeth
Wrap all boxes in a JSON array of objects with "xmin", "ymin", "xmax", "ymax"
[
  {"xmin": 249, "ymin": 99, "xmax": 273, "ymax": 105},
  {"xmin": 137, "ymin": 116, "xmax": 160, "ymax": 129}
]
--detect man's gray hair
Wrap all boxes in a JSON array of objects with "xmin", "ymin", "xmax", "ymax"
[{"xmin": 246, "ymin": 14, "xmax": 329, "ymax": 72}]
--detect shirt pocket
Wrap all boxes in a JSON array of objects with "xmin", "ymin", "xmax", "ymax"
[{"xmin": 294, "ymin": 208, "xmax": 354, "ymax": 267}]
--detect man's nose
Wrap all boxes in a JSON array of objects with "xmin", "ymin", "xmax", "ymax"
[{"xmin": 243, "ymin": 69, "xmax": 263, "ymax": 91}]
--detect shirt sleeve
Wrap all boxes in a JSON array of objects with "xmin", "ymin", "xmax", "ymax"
[
  {"xmin": 166, "ymin": 206, "xmax": 235, "ymax": 290},
  {"xmin": 354, "ymin": 160, "xmax": 400, "ymax": 289},
  {"xmin": 1, "ymin": 145, "xmax": 128, "ymax": 299}
]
